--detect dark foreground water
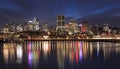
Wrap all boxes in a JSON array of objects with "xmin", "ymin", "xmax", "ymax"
[{"xmin": 0, "ymin": 41, "xmax": 120, "ymax": 69}]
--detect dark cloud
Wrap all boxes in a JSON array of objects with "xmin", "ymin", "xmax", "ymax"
[
  {"xmin": 0, "ymin": 0, "xmax": 120, "ymax": 26},
  {"xmin": 78, "ymin": 7, "xmax": 120, "ymax": 26}
]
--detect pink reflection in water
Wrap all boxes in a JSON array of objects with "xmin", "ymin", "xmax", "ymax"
[
  {"xmin": 28, "ymin": 50, "xmax": 33, "ymax": 66},
  {"xmin": 79, "ymin": 42, "xmax": 83, "ymax": 61},
  {"xmin": 76, "ymin": 50, "xmax": 79, "ymax": 64},
  {"xmin": 28, "ymin": 42, "xmax": 32, "ymax": 50}
]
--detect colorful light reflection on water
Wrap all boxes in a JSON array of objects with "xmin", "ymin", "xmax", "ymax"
[{"xmin": 1, "ymin": 41, "xmax": 120, "ymax": 69}]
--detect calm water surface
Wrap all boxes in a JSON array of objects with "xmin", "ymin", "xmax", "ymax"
[{"xmin": 0, "ymin": 41, "xmax": 120, "ymax": 69}]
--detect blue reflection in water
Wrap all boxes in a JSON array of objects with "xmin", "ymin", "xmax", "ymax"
[
  {"xmin": 79, "ymin": 48, "xmax": 83, "ymax": 61},
  {"xmin": 28, "ymin": 50, "xmax": 33, "ymax": 65},
  {"xmin": 79, "ymin": 42, "xmax": 83, "ymax": 61},
  {"xmin": 27, "ymin": 42, "xmax": 33, "ymax": 69}
]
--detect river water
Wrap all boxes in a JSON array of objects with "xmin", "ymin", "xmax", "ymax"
[{"xmin": 0, "ymin": 41, "xmax": 120, "ymax": 69}]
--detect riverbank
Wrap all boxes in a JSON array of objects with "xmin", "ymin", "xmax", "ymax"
[
  {"xmin": 25, "ymin": 38, "xmax": 120, "ymax": 42},
  {"xmin": 1, "ymin": 38, "xmax": 120, "ymax": 43}
]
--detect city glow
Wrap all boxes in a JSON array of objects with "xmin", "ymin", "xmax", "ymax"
[{"xmin": 43, "ymin": 36, "xmax": 49, "ymax": 39}]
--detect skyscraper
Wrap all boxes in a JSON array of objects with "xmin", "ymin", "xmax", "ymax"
[
  {"xmin": 33, "ymin": 17, "xmax": 39, "ymax": 31},
  {"xmin": 56, "ymin": 15, "xmax": 65, "ymax": 32},
  {"xmin": 68, "ymin": 19, "xmax": 79, "ymax": 35}
]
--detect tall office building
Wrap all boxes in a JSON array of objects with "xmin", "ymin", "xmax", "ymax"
[
  {"xmin": 33, "ymin": 17, "xmax": 39, "ymax": 31},
  {"xmin": 103, "ymin": 23, "xmax": 109, "ymax": 32},
  {"xmin": 27, "ymin": 20, "xmax": 34, "ymax": 31},
  {"xmin": 68, "ymin": 20, "xmax": 79, "ymax": 35},
  {"xmin": 56, "ymin": 15, "xmax": 65, "ymax": 32}
]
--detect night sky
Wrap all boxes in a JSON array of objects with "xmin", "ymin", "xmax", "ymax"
[{"xmin": 0, "ymin": 0, "xmax": 120, "ymax": 26}]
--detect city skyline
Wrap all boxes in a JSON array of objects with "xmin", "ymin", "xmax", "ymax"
[
  {"xmin": 1, "ymin": 1, "xmax": 120, "ymax": 69},
  {"xmin": 0, "ymin": 0, "xmax": 120, "ymax": 27}
]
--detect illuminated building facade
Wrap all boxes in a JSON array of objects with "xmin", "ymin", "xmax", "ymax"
[
  {"xmin": 24, "ymin": 17, "xmax": 39, "ymax": 31},
  {"xmin": 64, "ymin": 23, "xmax": 69, "ymax": 32},
  {"xmin": 3, "ymin": 24, "xmax": 9, "ymax": 33},
  {"xmin": 56, "ymin": 15, "xmax": 65, "ymax": 33},
  {"xmin": 16, "ymin": 24, "xmax": 23, "ymax": 32},
  {"xmin": 68, "ymin": 20, "xmax": 79, "ymax": 35},
  {"xmin": 27, "ymin": 20, "xmax": 34, "ymax": 31},
  {"xmin": 81, "ymin": 21, "xmax": 89, "ymax": 33},
  {"xmin": 33, "ymin": 17, "xmax": 39, "ymax": 31},
  {"xmin": 103, "ymin": 23, "xmax": 109, "ymax": 32}
]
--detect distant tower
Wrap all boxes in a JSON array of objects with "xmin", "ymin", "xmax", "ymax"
[{"xmin": 56, "ymin": 15, "xmax": 65, "ymax": 32}]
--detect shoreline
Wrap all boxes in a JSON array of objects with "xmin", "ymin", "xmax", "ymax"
[
  {"xmin": 25, "ymin": 38, "xmax": 120, "ymax": 42},
  {"xmin": 1, "ymin": 38, "xmax": 120, "ymax": 42}
]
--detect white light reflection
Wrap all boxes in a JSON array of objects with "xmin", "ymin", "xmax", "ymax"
[
  {"xmin": 43, "ymin": 41, "xmax": 48, "ymax": 52},
  {"xmin": 16, "ymin": 45, "xmax": 23, "ymax": 63},
  {"xmin": 97, "ymin": 42, "xmax": 100, "ymax": 57},
  {"xmin": 43, "ymin": 41, "xmax": 49, "ymax": 59},
  {"xmin": 90, "ymin": 42, "xmax": 93, "ymax": 59}
]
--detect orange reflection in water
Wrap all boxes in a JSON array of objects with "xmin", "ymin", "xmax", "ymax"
[
  {"xmin": 3, "ymin": 43, "xmax": 16, "ymax": 64},
  {"xmin": 2, "ymin": 41, "xmax": 120, "ymax": 69},
  {"xmin": 3, "ymin": 48, "xmax": 9, "ymax": 64},
  {"xmin": 42, "ymin": 41, "xmax": 51, "ymax": 59},
  {"xmin": 56, "ymin": 41, "xmax": 120, "ymax": 69}
]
